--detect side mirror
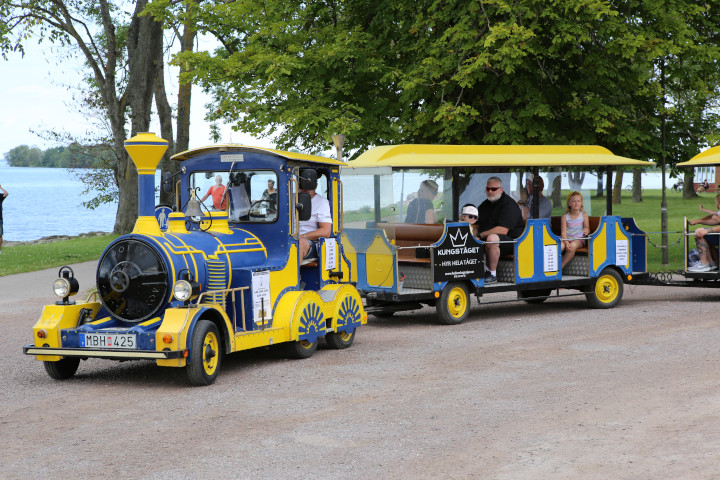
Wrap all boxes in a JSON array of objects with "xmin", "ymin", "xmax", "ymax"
[
  {"xmin": 162, "ymin": 172, "xmax": 173, "ymax": 193},
  {"xmin": 297, "ymin": 192, "xmax": 312, "ymax": 221},
  {"xmin": 299, "ymin": 169, "xmax": 318, "ymax": 190}
]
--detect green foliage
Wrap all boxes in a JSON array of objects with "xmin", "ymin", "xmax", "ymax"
[
  {"xmin": 3, "ymin": 143, "xmax": 112, "ymax": 169},
  {"xmin": 0, "ymin": 234, "xmax": 118, "ymax": 277}
]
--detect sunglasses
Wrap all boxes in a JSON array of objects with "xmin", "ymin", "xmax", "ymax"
[
  {"xmin": 486, "ymin": 186, "xmax": 501, "ymax": 192},
  {"xmin": 462, "ymin": 214, "xmax": 478, "ymax": 219}
]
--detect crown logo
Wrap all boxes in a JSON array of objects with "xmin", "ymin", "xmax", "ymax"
[{"xmin": 450, "ymin": 229, "xmax": 468, "ymax": 248}]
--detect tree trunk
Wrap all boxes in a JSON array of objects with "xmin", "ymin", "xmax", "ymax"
[
  {"xmin": 596, "ymin": 171, "xmax": 603, "ymax": 197},
  {"xmin": 683, "ymin": 170, "xmax": 698, "ymax": 198},
  {"xmin": 155, "ymin": 60, "xmax": 177, "ymax": 206},
  {"xmin": 551, "ymin": 170, "xmax": 562, "ymax": 208},
  {"xmin": 613, "ymin": 170, "xmax": 623, "ymax": 204},
  {"xmin": 632, "ymin": 168, "xmax": 642, "ymax": 202}
]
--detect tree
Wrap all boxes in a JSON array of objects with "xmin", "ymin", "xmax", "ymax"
[{"xmin": 0, "ymin": 0, "xmax": 198, "ymax": 232}]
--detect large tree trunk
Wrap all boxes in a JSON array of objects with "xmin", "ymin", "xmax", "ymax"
[
  {"xmin": 683, "ymin": 170, "xmax": 698, "ymax": 198},
  {"xmin": 613, "ymin": 170, "xmax": 623, "ymax": 204},
  {"xmin": 632, "ymin": 168, "xmax": 642, "ymax": 202}
]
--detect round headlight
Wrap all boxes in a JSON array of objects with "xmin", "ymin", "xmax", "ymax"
[
  {"xmin": 173, "ymin": 280, "xmax": 192, "ymax": 301},
  {"xmin": 53, "ymin": 278, "xmax": 71, "ymax": 298}
]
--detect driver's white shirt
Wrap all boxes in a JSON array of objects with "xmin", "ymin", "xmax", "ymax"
[{"xmin": 300, "ymin": 193, "xmax": 331, "ymax": 235}]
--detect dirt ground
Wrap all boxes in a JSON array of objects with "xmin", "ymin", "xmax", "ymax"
[{"xmin": 1, "ymin": 262, "xmax": 719, "ymax": 479}]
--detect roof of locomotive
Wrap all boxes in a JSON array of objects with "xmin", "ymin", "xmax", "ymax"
[
  {"xmin": 171, "ymin": 144, "xmax": 344, "ymax": 166},
  {"xmin": 347, "ymin": 144, "xmax": 653, "ymax": 168},
  {"xmin": 677, "ymin": 145, "xmax": 720, "ymax": 167}
]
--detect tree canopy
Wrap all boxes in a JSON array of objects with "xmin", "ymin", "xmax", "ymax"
[{"xmin": 167, "ymin": 0, "xmax": 720, "ymax": 164}]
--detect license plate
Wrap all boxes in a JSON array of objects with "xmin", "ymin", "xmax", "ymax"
[{"xmin": 81, "ymin": 333, "xmax": 137, "ymax": 349}]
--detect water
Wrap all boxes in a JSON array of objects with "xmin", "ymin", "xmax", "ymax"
[{"xmin": 0, "ymin": 161, "xmax": 117, "ymax": 241}]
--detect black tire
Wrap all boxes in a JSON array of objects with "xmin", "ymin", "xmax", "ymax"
[
  {"xmin": 436, "ymin": 282, "xmax": 470, "ymax": 325},
  {"xmin": 284, "ymin": 339, "xmax": 319, "ymax": 359},
  {"xmin": 325, "ymin": 330, "xmax": 355, "ymax": 349},
  {"xmin": 43, "ymin": 358, "xmax": 80, "ymax": 380},
  {"xmin": 518, "ymin": 288, "xmax": 552, "ymax": 304},
  {"xmin": 373, "ymin": 311, "xmax": 395, "ymax": 318},
  {"xmin": 186, "ymin": 320, "xmax": 222, "ymax": 386},
  {"xmin": 585, "ymin": 268, "xmax": 623, "ymax": 309}
]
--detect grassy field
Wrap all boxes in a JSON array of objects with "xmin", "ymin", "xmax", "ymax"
[
  {"xmin": 0, "ymin": 189, "xmax": 712, "ymax": 277},
  {"xmin": 0, "ymin": 234, "xmax": 118, "ymax": 277}
]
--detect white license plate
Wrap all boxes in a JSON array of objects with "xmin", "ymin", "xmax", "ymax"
[{"xmin": 81, "ymin": 333, "xmax": 137, "ymax": 349}]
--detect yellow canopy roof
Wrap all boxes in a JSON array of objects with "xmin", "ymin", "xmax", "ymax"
[
  {"xmin": 676, "ymin": 146, "xmax": 720, "ymax": 167},
  {"xmin": 348, "ymin": 144, "xmax": 653, "ymax": 168},
  {"xmin": 171, "ymin": 144, "xmax": 344, "ymax": 166}
]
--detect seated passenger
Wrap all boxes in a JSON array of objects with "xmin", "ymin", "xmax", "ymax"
[
  {"xmin": 405, "ymin": 179, "xmax": 438, "ymax": 224},
  {"xmin": 687, "ymin": 225, "xmax": 719, "ymax": 272},
  {"xmin": 299, "ymin": 174, "xmax": 332, "ymax": 263},
  {"xmin": 560, "ymin": 191, "xmax": 590, "ymax": 268},
  {"xmin": 689, "ymin": 194, "xmax": 720, "ymax": 226},
  {"xmin": 476, "ymin": 177, "xmax": 525, "ymax": 284},
  {"xmin": 519, "ymin": 175, "xmax": 551, "ymax": 221},
  {"xmin": 459, "ymin": 204, "xmax": 479, "ymax": 239}
]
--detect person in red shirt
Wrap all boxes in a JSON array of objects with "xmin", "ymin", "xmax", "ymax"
[{"xmin": 201, "ymin": 175, "xmax": 227, "ymax": 210}]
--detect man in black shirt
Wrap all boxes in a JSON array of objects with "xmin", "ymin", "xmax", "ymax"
[{"xmin": 476, "ymin": 177, "xmax": 524, "ymax": 284}]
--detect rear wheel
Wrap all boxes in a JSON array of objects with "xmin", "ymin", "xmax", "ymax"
[
  {"xmin": 436, "ymin": 282, "xmax": 470, "ymax": 325},
  {"xmin": 43, "ymin": 358, "xmax": 80, "ymax": 380},
  {"xmin": 585, "ymin": 268, "xmax": 623, "ymax": 309},
  {"xmin": 518, "ymin": 288, "xmax": 552, "ymax": 304},
  {"xmin": 187, "ymin": 320, "xmax": 222, "ymax": 386},
  {"xmin": 325, "ymin": 330, "xmax": 355, "ymax": 349},
  {"xmin": 284, "ymin": 339, "xmax": 319, "ymax": 359}
]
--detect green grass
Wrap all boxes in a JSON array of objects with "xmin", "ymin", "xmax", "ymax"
[{"xmin": 0, "ymin": 234, "xmax": 118, "ymax": 277}]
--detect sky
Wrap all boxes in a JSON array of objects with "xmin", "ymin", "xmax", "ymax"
[{"xmin": 0, "ymin": 40, "xmax": 272, "ymax": 160}]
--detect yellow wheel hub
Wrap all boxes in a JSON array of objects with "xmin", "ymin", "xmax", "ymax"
[
  {"xmin": 448, "ymin": 287, "xmax": 468, "ymax": 318},
  {"xmin": 595, "ymin": 274, "xmax": 619, "ymax": 303},
  {"xmin": 202, "ymin": 332, "xmax": 219, "ymax": 375}
]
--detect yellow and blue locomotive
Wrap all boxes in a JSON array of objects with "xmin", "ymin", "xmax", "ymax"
[{"xmin": 24, "ymin": 133, "xmax": 366, "ymax": 385}]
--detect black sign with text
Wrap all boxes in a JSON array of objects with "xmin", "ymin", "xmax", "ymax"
[{"xmin": 432, "ymin": 224, "xmax": 484, "ymax": 282}]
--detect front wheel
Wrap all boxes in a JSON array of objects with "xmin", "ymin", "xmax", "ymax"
[
  {"xmin": 187, "ymin": 320, "xmax": 222, "ymax": 386},
  {"xmin": 284, "ymin": 339, "xmax": 318, "ymax": 359},
  {"xmin": 325, "ymin": 330, "xmax": 355, "ymax": 349},
  {"xmin": 436, "ymin": 282, "xmax": 470, "ymax": 325},
  {"xmin": 43, "ymin": 358, "xmax": 80, "ymax": 380},
  {"xmin": 585, "ymin": 268, "xmax": 623, "ymax": 309}
]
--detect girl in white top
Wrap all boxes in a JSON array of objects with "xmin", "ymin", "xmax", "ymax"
[{"xmin": 560, "ymin": 191, "xmax": 590, "ymax": 269}]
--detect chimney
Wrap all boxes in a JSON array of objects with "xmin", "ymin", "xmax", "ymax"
[{"xmin": 124, "ymin": 132, "xmax": 169, "ymax": 236}]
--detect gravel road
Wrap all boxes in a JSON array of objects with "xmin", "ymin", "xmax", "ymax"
[{"xmin": 1, "ymin": 262, "xmax": 719, "ymax": 479}]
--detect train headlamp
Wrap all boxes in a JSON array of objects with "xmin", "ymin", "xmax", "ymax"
[
  {"xmin": 173, "ymin": 279, "xmax": 200, "ymax": 302},
  {"xmin": 53, "ymin": 266, "xmax": 79, "ymax": 304}
]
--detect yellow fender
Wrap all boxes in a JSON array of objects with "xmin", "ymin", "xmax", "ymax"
[
  {"xmin": 319, "ymin": 284, "xmax": 367, "ymax": 332},
  {"xmin": 274, "ymin": 290, "xmax": 327, "ymax": 343},
  {"xmin": 32, "ymin": 302, "xmax": 102, "ymax": 361}
]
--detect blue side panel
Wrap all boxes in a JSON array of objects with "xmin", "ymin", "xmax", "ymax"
[
  {"xmin": 589, "ymin": 216, "xmax": 632, "ymax": 277},
  {"xmin": 622, "ymin": 217, "xmax": 647, "ymax": 273},
  {"xmin": 514, "ymin": 219, "xmax": 562, "ymax": 284},
  {"xmin": 343, "ymin": 228, "xmax": 399, "ymax": 293}
]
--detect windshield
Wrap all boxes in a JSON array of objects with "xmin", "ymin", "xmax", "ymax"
[{"xmin": 190, "ymin": 170, "xmax": 279, "ymax": 222}]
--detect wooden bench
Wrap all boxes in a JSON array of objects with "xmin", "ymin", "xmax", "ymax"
[
  {"xmin": 377, "ymin": 223, "xmax": 444, "ymax": 263},
  {"xmin": 550, "ymin": 216, "xmax": 601, "ymax": 254}
]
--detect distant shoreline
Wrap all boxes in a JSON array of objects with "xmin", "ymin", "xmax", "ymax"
[{"xmin": 4, "ymin": 231, "xmax": 110, "ymax": 246}]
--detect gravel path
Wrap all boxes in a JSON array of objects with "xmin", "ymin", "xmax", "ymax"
[{"xmin": 1, "ymin": 263, "xmax": 719, "ymax": 479}]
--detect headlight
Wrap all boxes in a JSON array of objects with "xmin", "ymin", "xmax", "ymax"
[
  {"xmin": 173, "ymin": 280, "xmax": 199, "ymax": 302},
  {"xmin": 53, "ymin": 278, "xmax": 71, "ymax": 298}
]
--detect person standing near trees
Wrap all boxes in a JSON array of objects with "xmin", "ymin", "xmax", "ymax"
[{"xmin": 0, "ymin": 184, "xmax": 8, "ymax": 254}]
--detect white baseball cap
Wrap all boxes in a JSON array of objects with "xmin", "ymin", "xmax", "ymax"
[{"xmin": 461, "ymin": 205, "xmax": 479, "ymax": 217}]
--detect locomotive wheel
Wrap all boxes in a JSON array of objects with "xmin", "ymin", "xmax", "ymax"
[
  {"xmin": 284, "ymin": 339, "xmax": 318, "ymax": 359},
  {"xmin": 187, "ymin": 320, "xmax": 222, "ymax": 386},
  {"xmin": 436, "ymin": 282, "xmax": 470, "ymax": 325},
  {"xmin": 585, "ymin": 268, "xmax": 623, "ymax": 309},
  {"xmin": 325, "ymin": 330, "xmax": 355, "ymax": 349},
  {"xmin": 518, "ymin": 288, "xmax": 552, "ymax": 304},
  {"xmin": 43, "ymin": 358, "xmax": 80, "ymax": 380}
]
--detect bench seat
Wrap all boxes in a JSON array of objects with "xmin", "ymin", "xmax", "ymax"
[{"xmin": 550, "ymin": 216, "xmax": 601, "ymax": 254}]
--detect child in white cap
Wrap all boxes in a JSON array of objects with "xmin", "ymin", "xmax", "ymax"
[{"xmin": 460, "ymin": 203, "xmax": 479, "ymax": 238}]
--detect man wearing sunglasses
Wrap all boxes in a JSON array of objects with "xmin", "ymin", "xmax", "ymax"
[{"xmin": 476, "ymin": 177, "xmax": 525, "ymax": 284}]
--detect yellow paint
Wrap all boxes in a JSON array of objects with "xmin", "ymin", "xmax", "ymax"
[
  {"xmin": 366, "ymin": 235, "xmax": 395, "ymax": 287},
  {"xmin": 269, "ymin": 244, "xmax": 300, "ymax": 316},
  {"xmin": 124, "ymin": 132, "xmax": 168, "ymax": 173},
  {"xmin": 320, "ymin": 284, "xmax": 367, "ymax": 330},
  {"xmin": 200, "ymin": 211, "xmax": 232, "ymax": 234},
  {"xmin": 615, "ymin": 223, "xmax": 630, "ymax": 268},
  {"xmin": 272, "ymin": 290, "xmax": 328, "ymax": 342},
  {"xmin": 33, "ymin": 302, "xmax": 102, "ymax": 361},
  {"xmin": 166, "ymin": 212, "xmax": 188, "ymax": 233},
  {"xmin": 340, "ymin": 232, "xmax": 358, "ymax": 284},
  {"xmin": 517, "ymin": 225, "xmax": 534, "ymax": 279},
  {"xmin": 592, "ymin": 221, "xmax": 608, "ymax": 271},
  {"xmin": 332, "ymin": 178, "xmax": 340, "ymax": 235},
  {"xmin": 155, "ymin": 308, "xmax": 195, "ymax": 367},
  {"xmin": 234, "ymin": 327, "xmax": 292, "ymax": 351},
  {"xmin": 542, "ymin": 226, "xmax": 559, "ymax": 276},
  {"xmin": 132, "ymin": 216, "xmax": 163, "ymax": 236}
]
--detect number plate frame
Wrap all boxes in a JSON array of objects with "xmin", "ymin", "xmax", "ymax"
[{"xmin": 81, "ymin": 333, "xmax": 137, "ymax": 349}]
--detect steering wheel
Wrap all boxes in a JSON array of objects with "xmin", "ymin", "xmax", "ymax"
[{"xmin": 250, "ymin": 199, "xmax": 275, "ymax": 218}]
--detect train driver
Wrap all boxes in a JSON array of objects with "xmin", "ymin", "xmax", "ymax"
[{"xmin": 299, "ymin": 172, "xmax": 332, "ymax": 263}]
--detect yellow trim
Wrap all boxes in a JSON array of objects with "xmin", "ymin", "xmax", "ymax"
[
  {"xmin": 32, "ymin": 302, "xmax": 102, "ymax": 361},
  {"xmin": 366, "ymin": 235, "xmax": 395, "ymax": 287},
  {"xmin": 269, "ymin": 244, "xmax": 300, "ymax": 321},
  {"xmin": 132, "ymin": 216, "xmax": 163, "ymax": 236},
  {"xmin": 340, "ymin": 232, "xmax": 359, "ymax": 284},
  {"xmin": 349, "ymin": 144, "xmax": 653, "ymax": 168},
  {"xmin": 593, "ymin": 222, "xmax": 608, "ymax": 271},
  {"xmin": 517, "ymin": 226, "xmax": 534, "ymax": 279},
  {"xmin": 124, "ymin": 132, "xmax": 169, "ymax": 171}
]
